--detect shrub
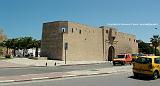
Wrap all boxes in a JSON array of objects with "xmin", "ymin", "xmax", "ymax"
[
  {"xmin": 28, "ymin": 57, "xmax": 38, "ymax": 60},
  {"xmin": 5, "ymin": 54, "xmax": 11, "ymax": 58}
]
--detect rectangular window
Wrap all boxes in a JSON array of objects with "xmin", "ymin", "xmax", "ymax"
[
  {"xmin": 72, "ymin": 28, "xmax": 73, "ymax": 33},
  {"xmin": 135, "ymin": 57, "xmax": 152, "ymax": 64},
  {"xmin": 154, "ymin": 58, "xmax": 160, "ymax": 64},
  {"xmin": 106, "ymin": 30, "xmax": 108, "ymax": 33},
  {"xmin": 79, "ymin": 30, "xmax": 81, "ymax": 34},
  {"xmin": 117, "ymin": 55, "xmax": 125, "ymax": 58}
]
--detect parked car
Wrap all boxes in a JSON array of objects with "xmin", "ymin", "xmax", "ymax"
[
  {"xmin": 112, "ymin": 53, "xmax": 132, "ymax": 65},
  {"xmin": 133, "ymin": 56, "xmax": 160, "ymax": 79}
]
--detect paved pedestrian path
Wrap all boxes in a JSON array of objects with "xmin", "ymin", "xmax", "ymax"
[
  {"xmin": 3, "ymin": 58, "xmax": 106, "ymax": 67},
  {"xmin": 0, "ymin": 61, "xmax": 27, "ymax": 68},
  {"xmin": 0, "ymin": 72, "xmax": 69, "ymax": 83}
]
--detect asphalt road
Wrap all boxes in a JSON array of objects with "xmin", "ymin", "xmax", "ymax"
[
  {"xmin": 0, "ymin": 63, "xmax": 114, "ymax": 76},
  {"xmin": 1, "ymin": 71, "xmax": 159, "ymax": 86}
]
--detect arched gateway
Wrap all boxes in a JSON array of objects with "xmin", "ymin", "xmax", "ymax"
[{"xmin": 108, "ymin": 46, "xmax": 115, "ymax": 61}]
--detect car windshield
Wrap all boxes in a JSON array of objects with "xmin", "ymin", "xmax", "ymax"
[
  {"xmin": 117, "ymin": 55, "xmax": 125, "ymax": 58},
  {"xmin": 132, "ymin": 54, "xmax": 143, "ymax": 56},
  {"xmin": 135, "ymin": 57, "xmax": 152, "ymax": 64},
  {"xmin": 132, "ymin": 54, "xmax": 138, "ymax": 56},
  {"xmin": 138, "ymin": 54, "xmax": 144, "ymax": 56}
]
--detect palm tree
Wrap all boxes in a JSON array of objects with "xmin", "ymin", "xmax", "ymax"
[
  {"xmin": 32, "ymin": 39, "xmax": 41, "ymax": 57},
  {"xmin": 10, "ymin": 38, "xmax": 19, "ymax": 56},
  {"xmin": 150, "ymin": 35, "xmax": 160, "ymax": 56}
]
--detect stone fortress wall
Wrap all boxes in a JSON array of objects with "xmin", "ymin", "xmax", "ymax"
[{"xmin": 41, "ymin": 21, "xmax": 138, "ymax": 61}]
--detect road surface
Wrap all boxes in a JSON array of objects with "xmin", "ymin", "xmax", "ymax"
[
  {"xmin": 0, "ymin": 63, "xmax": 114, "ymax": 76},
  {"xmin": 1, "ymin": 71, "xmax": 159, "ymax": 86}
]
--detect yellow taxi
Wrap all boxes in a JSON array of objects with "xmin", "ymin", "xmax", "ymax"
[{"xmin": 133, "ymin": 56, "xmax": 160, "ymax": 79}]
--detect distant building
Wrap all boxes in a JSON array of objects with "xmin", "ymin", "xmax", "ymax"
[
  {"xmin": 15, "ymin": 48, "xmax": 40, "ymax": 57},
  {"xmin": 41, "ymin": 21, "xmax": 138, "ymax": 61}
]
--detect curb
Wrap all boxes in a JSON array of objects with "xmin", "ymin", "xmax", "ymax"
[
  {"xmin": 59, "ymin": 62, "xmax": 107, "ymax": 66},
  {"xmin": 0, "ymin": 66, "xmax": 47, "ymax": 69},
  {"xmin": 0, "ymin": 73, "xmax": 110, "ymax": 83}
]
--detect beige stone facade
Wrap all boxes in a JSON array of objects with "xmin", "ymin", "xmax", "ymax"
[{"xmin": 41, "ymin": 21, "xmax": 138, "ymax": 61}]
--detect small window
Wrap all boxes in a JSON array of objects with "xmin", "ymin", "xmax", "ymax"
[
  {"xmin": 61, "ymin": 27, "xmax": 68, "ymax": 33},
  {"xmin": 79, "ymin": 30, "xmax": 81, "ymax": 34},
  {"xmin": 62, "ymin": 29, "xmax": 65, "ymax": 32},
  {"xmin": 106, "ymin": 30, "xmax": 108, "ymax": 33},
  {"xmin": 129, "ymin": 38, "xmax": 131, "ymax": 41},
  {"xmin": 62, "ymin": 28, "xmax": 66, "ymax": 32},
  {"xmin": 72, "ymin": 28, "xmax": 73, "ymax": 33}
]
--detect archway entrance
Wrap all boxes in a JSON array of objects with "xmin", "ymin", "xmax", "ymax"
[{"xmin": 108, "ymin": 46, "xmax": 115, "ymax": 61}]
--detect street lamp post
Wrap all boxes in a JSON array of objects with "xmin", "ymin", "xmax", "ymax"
[{"xmin": 64, "ymin": 42, "xmax": 68, "ymax": 64}]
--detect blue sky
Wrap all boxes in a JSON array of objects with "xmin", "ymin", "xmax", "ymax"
[{"xmin": 0, "ymin": 0, "xmax": 160, "ymax": 42}]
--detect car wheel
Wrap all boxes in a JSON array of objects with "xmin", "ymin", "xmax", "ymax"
[
  {"xmin": 113, "ymin": 62, "xmax": 116, "ymax": 66},
  {"xmin": 133, "ymin": 72, "xmax": 139, "ymax": 78},
  {"xmin": 153, "ymin": 71, "xmax": 159, "ymax": 80},
  {"xmin": 129, "ymin": 62, "xmax": 132, "ymax": 65},
  {"xmin": 121, "ymin": 62, "xmax": 125, "ymax": 65}
]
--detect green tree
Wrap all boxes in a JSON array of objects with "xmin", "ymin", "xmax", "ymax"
[
  {"xmin": 138, "ymin": 40, "xmax": 154, "ymax": 54},
  {"xmin": 0, "ymin": 41, "xmax": 5, "ymax": 55},
  {"xmin": 1, "ymin": 38, "xmax": 20, "ymax": 56},
  {"xmin": 2, "ymin": 39, "xmax": 12, "ymax": 54},
  {"xmin": 10, "ymin": 38, "xmax": 19, "ymax": 56},
  {"xmin": 0, "ymin": 37, "xmax": 41, "ymax": 57},
  {"xmin": 150, "ymin": 35, "xmax": 160, "ymax": 56},
  {"xmin": 18, "ymin": 37, "xmax": 33, "ymax": 56}
]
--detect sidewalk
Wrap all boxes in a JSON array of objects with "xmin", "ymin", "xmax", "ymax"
[
  {"xmin": 0, "ymin": 65, "xmax": 132, "ymax": 83},
  {"xmin": 2, "ymin": 58, "xmax": 107, "ymax": 68},
  {"xmin": 0, "ymin": 61, "xmax": 27, "ymax": 68}
]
